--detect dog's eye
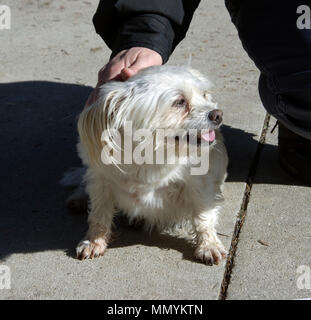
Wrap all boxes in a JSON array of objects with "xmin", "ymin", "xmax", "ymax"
[
  {"xmin": 175, "ymin": 99, "xmax": 187, "ymax": 108},
  {"xmin": 203, "ymin": 92, "xmax": 210, "ymax": 99}
]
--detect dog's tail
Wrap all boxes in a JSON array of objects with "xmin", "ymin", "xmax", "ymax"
[{"xmin": 60, "ymin": 167, "xmax": 86, "ymax": 188}]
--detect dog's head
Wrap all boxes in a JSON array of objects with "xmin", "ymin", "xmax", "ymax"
[{"xmin": 78, "ymin": 66, "xmax": 223, "ymax": 166}]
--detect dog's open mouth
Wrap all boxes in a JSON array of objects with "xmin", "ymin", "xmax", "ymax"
[
  {"xmin": 201, "ymin": 130, "xmax": 216, "ymax": 143},
  {"xmin": 176, "ymin": 130, "xmax": 216, "ymax": 145},
  {"xmin": 195, "ymin": 130, "xmax": 216, "ymax": 145}
]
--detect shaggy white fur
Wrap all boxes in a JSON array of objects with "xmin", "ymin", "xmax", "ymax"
[{"xmin": 64, "ymin": 66, "xmax": 228, "ymax": 265}]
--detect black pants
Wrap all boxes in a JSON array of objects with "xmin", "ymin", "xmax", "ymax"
[{"xmin": 225, "ymin": 0, "xmax": 311, "ymax": 139}]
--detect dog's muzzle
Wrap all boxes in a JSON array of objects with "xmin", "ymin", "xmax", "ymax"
[{"xmin": 207, "ymin": 109, "xmax": 223, "ymax": 126}]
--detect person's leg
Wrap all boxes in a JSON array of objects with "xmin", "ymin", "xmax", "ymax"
[{"xmin": 225, "ymin": 0, "xmax": 311, "ymax": 183}]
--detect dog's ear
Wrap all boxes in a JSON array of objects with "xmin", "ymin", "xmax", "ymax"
[
  {"xmin": 187, "ymin": 68, "xmax": 213, "ymax": 90},
  {"xmin": 77, "ymin": 84, "xmax": 129, "ymax": 166},
  {"xmin": 77, "ymin": 102, "xmax": 105, "ymax": 166}
]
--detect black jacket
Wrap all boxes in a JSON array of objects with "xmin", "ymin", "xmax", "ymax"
[{"xmin": 93, "ymin": 0, "xmax": 200, "ymax": 63}]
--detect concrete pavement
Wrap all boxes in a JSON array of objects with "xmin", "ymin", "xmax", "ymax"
[{"xmin": 0, "ymin": 0, "xmax": 310, "ymax": 299}]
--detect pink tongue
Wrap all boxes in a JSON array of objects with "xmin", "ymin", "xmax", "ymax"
[{"xmin": 201, "ymin": 130, "xmax": 215, "ymax": 142}]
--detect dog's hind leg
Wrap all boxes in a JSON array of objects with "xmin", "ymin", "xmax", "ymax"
[
  {"xmin": 66, "ymin": 185, "xmax": 88, "ymax": 213},
  {"xmin": 76, "ymin": 170, "xmax": 114, "ymax": 260},
  {"xmin": 60, "ymin": 167, "xmax": 88, "ymax": 213}
]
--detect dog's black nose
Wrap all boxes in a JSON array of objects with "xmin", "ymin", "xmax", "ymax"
[{"xmin": 208, "ymin": 109, "xmax": 223, "ymax": 125}]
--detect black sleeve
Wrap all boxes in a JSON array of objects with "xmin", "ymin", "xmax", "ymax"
[{"xmin": 93, "ymin": 0, "xmax": 200, "ymax": 63}]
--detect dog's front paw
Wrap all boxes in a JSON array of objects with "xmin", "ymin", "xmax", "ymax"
[
  {"xmin": 76, "ymin": 238, "xmax": 107, "ymax": 260},
  {"xmin": 194, "ymin": 244, "xmax": 227, "ymax": 266}
]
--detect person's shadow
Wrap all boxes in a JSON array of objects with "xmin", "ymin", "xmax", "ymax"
[{"xmin": 0, "ymin": 81, "xmax": 303, "ymax": 261}]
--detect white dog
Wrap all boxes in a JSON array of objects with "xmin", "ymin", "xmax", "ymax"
[{"xmin": 64, "ymin": 66, "xmax": 228, "ymax": 265}]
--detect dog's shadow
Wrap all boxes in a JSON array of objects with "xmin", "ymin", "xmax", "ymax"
[
  {"xmin": 0, "ymin": 81, "xmax": 303, "ymax": 261},
  {"xmin": 65, "ymin": 213, "xmax": 196, "ymax": 262}
]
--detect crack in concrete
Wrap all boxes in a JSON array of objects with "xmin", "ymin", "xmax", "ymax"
[{"xmin": 218, "ymin": 113, "xmax": 271, "ymax": 300}]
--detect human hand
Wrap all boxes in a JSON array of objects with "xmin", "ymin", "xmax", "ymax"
[{"xmin": 84, "ymin": 47, "xmax": 162, "ymax": 108}]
